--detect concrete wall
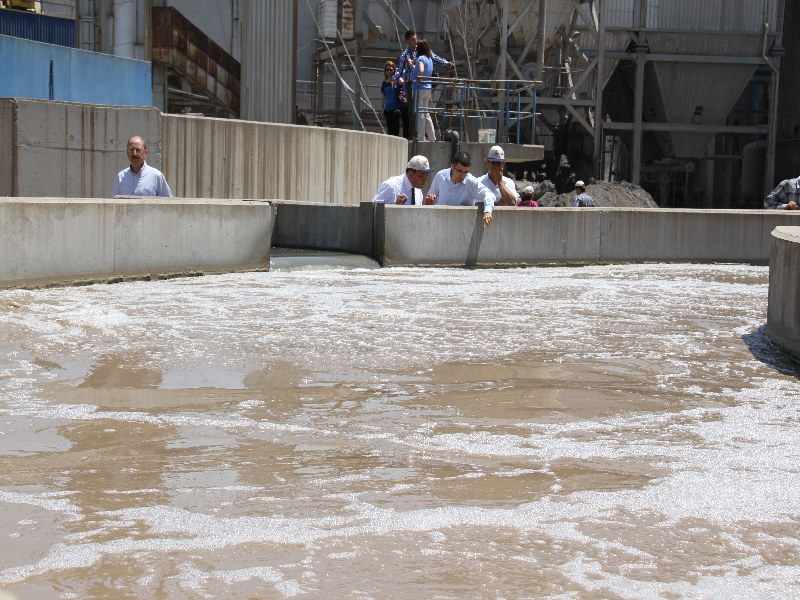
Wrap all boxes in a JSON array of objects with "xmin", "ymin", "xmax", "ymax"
[
  {"xmin": 766, "ymin": 226, "xmax": 800, "ymax": 362},
  {"xmin": 161, "ymin": 114, "xmax": 407, "ymax": 203},
  {"xmin": 378, "ymin": 207, "xmax": 800, "ymax": 266},
  {"xmin": 0, "ymin": 198, "xmax": 272, "ymax": 287},
  {"xmin": 0, "ymin": 35, "xmax": 152, "ymax": 106},
  {"xmin": 0, "ymin": 98, "xmax": 161, "ymax": 198}
]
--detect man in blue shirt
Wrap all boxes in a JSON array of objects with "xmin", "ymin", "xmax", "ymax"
[
  {"xmin": 112, "ymin": 136, "xmax": 173, "ymax": 197},
  {"xmin": 425, "ymin": 152, "xmax": 495, "ymax": 227},
  {"xmin": 393, "ymin": 30, "xmax": 453, "ymax": 140},
  {"xmin": 572, "ymin": 181, "xmax": 595, "ymax": 207},
  {"xmin": 764, "ymin": 177, "xmax": 800, "ymax": 210}
]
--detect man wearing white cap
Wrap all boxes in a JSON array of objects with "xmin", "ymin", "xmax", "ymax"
[
  {"xmin": 572, "ymin": 181, "xmax": 596, "ymax": 207},
  {"xmin": 372, "ymin": 155, "xmax": 436, "ymax": 205},
  {"xmin": 478, "ymin": 146, "xmax": 519, "ymax": 207},
  {"xmin": 424, "ymin": 151, "xmax": 495, "ymax": 226}
]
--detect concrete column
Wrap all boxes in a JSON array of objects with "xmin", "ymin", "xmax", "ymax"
[
  {"xmin": 334, "ymin": 0, "xmax": 343, "ymax": 129},
  {"xmin": 592, "ymin": 0, "xmax": 605, "ymax": 179},
  {"xmin": 353, "ymin": 0, "xmax": 363, "ymax": 131},
  {"xmin": 112, "ymin": 0, "xmax": 137, "ymax": 59},
  {"xmin": 534, "ymin": 0, "xmax": 546, "ymax": 83},
  {"xmin": 632, "ymin": 48, "xmax": 645, "ymax": 186}
]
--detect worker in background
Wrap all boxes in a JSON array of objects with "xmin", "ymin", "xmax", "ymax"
[
  {"xmin": 572, "ymin": 181, "xmax": 596, "ymax": 207},
  {"xmin": 478, "ymin": 146, "xmax": 519, "ymax": 207},
  {"xmin": 112, "ymin": 136, "xmax": 173, "ymax": 197},
  {"xmin": 393, "ymin": 30, "xmax": 453, "ymax": 140},
  {"xmin": 425, "ymin": 151, "xmax": 495, "ymax": 227},
  {"xmin": 517, "ymin": 185, "xmax": 539, "ymax": 207},
  {"xmin": 372, "ymin": 155, "xmax": 435, "ymax": 205},
  {"xmin": 764, "ymin": 177, "xmax": 800, "ymax": 210}
]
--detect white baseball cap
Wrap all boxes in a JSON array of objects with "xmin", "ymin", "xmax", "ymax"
[
  {"xmin": 522, "ymin": 185, "xmax": 535, "ymax": 194},
  {"xmin": 407, "ymin": 155, "xmax": 434, "ymax": 172},
  {"xmin": 575, "ymin": 180, "xmax": 586, "ymax": 188},
  {"xmin": 487, "ymin": 146, "xmax": 505, "ymax": 162}
]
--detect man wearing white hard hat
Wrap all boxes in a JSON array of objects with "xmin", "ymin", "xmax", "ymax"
[
  {"xmin": 478, "ymin": 145, "xmax": 519, "ymax": 207},
  {"xmin": 572, "ymin": 181, "xmax": 596, "ymax": 207},
  {"xmin": 372, "ymin": 155, "xmax": 436, "ymax": 205}
]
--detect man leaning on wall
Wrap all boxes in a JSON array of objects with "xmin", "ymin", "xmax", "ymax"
[
  {"xmin": 112, "ymin": 136, "xmax": 173, "ymax": 198},
  {"xmin": 764, "ymin": 176, "xmax": 800, "ymax": 210}
]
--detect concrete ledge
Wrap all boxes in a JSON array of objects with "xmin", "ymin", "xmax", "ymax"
[
  {"xmin": 0, "ymin": 198, "xmax": 272, "ymax": 288},
  {"xmin": 766, "ymin": 226, "xmax": 800, "ymax": 363},
  {"xmin": 379, "ymin": 206, "xmax": 800, "ymax": 266}
]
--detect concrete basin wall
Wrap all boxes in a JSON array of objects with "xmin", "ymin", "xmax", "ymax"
[
  {"xmin": 766, "ymin": 226, "xmax": 800, "ymax": 362},
  {"xmin": 377, "ymin": 206, "xmax": 800, "ymax": 266},
  {"xmin": 161, "ymin": 115, "xmax": 408, "ymax": 204},
  {"xmin": 0, "ymin": 98, "xmax": 162, "ymax": 198},
  {"xmin": 271, "ymin": 201, "xmax": 375, "ymax": 256},
  {"xmin": 0, "ymin": 198, "xmax": 272, "ymax": 288}
]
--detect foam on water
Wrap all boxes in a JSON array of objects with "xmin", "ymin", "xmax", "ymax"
[{"xmin": 0, "ymin": 264, "xmax": 799, "ymax": 598}]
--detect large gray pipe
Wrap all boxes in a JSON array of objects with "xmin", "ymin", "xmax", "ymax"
[{"xmin": 535, "ymin": 0, "xmax": 546, "ymax": 82}]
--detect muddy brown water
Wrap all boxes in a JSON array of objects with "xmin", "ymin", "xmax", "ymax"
[{"xmin": 0, "ymin": 264, "xmax": 799, "ymax": 598}]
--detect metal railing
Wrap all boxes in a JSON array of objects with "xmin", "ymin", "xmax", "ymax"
[{"xmin": 412, "ymin": 77, "xmax": 539, "ymax": 145}]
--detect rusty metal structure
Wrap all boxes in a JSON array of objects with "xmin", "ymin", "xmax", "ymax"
[{"xmin": 152, "ymin": 6, "xmax": 240, "ymax": 117}]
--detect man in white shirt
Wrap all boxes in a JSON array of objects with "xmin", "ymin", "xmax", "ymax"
[
  {"xmin": 478, "ymin": 145, "xmax": 519, "ymax": 207},
  {"xmin": 424, "ymin": 151, "xmax": 495, "ymax": 227},
  {"xmin": 112, "ymin": 136, "xmax": 173, "ymax": 197},
  {"xmin": 372, "ymin": 155, "xmax": 435, "ymax": 205}
]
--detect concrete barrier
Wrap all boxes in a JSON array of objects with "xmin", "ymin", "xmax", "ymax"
[
  {"xmin": 161, "ymin": 115, "xmax": 407, "ymax": 204},
  {"xmin": 766, "ymin": 226, "xmax": 800, "ymax": 362},
  {"xmin": 0, "ymin": 98, "xmax": 161, "ymax": 198},
  {"xmin": 0, "ymin": 198, "xmax": 272, "ymax": 288},
  {"xmin": 376, "ymin": 206, "xmax": 800, "ymax": 266}
]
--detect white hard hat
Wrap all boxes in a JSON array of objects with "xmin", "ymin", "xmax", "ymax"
[
  {"xmin": 487, "ymin": 146, "xmax": 505, "ymax": 162},
  {"xmin": 406, "ymin": 155, "xmax": 434, "ymax": 172},
  {"xmin": 575, "ymin": 180, "xmax": 585, "ymax": 188}
]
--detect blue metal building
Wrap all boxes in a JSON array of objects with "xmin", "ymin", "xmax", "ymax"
[
  {"xmin": 0, "ymin": 35, "xmax": 152, "ymax": 106},
  {"xmin": 0, "ymin": 8, "xmax": 74, "ymax": 48}
]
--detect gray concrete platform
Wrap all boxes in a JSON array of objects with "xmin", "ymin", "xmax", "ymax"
[{"xmin": 766, "ymin": 226, "xmax": 800, "ymax": 363}]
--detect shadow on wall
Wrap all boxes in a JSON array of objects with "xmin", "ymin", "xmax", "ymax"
[{"xmin": 742, "ymin": 325, "xmax": 800, "ymax": 379}]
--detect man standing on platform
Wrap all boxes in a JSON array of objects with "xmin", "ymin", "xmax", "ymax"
[
  {"xmin": 478, "ymin": 146, "xmax": 519, "ymax": 207},
  {"xmin": 112, "ymin": 136, "xmax": 173, "ymax": 197},
  {"xmin": 372, "ymin": 155, "xmax": 435, "ymax": 205},
  {"xmin": 393, "ymin": 30, "xmax": 453, "ymax": 140}
]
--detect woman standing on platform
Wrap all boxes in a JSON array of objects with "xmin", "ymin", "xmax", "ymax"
[
  {"xmin": 412, "ymin": 39, "xmax": 435, "ymax": 142},
  {"xmin": 381, "ymin": 61, "xmax": 403, "ymax": 137}
]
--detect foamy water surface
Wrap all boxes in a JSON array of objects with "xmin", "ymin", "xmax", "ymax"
[{"xmin": 0, "ymin": 264, "xmax": 799, "ymax": 598}]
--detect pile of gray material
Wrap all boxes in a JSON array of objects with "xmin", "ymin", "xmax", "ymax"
[{"xmin": 515, "ymin": 179, "xmax": 657, "ymax": 208}]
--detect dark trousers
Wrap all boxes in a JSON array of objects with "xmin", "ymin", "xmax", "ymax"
[
  {"xmin": 384, "ymin": 108, "xmax": 402, "ymax": 137},
  {"xmin": 402, "ymin": 83, "xmax": 415, "ymax": 140}
]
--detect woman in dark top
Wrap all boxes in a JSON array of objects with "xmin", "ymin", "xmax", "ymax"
[{"xmin": 381, "ymin": 61, "xmax": 403, "ymax": 137}]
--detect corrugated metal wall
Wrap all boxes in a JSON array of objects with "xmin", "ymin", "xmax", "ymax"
[
  {"xmin": 645, "ymin": 0, "xmax": 778, "ymax": 32},
  {"xmin": 776, "ymin": 0, "xmax": 800, "ymax": 180},
  {"xmin": 0, "ymin": 7, "xmax": 74, "ymax": 47},
  {"xmin": 0, "ymin": 35, "xmax": 152, "ymax": 107},
  {"xmin": 240, "ymin": 0, "xmax": 297, "ymax": 124}
]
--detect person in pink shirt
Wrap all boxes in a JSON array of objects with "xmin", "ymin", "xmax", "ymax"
[{"xmin": 517, "ymin": 185, "xmax": 539, "ymax": 207}]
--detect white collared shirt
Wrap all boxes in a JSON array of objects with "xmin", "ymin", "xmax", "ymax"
[
  {"xmin": 428, "ymin": 168, "xmax": 495, "ymax": 213},
  {"xmin": 112, "ymin": 161, "xmax": 173, "ymax": 197},
  {"xmin": 478, "ymin": 173, "xmax": 519, "ymax": 204},
  {"xmin": 372, "ymin": 173, "xmax": 421, "ymax": 205}
]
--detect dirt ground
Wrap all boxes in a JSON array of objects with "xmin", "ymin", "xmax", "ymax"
[{"xmin": 515, "ymin": 179, "xmax": 658, "ymax": 208}]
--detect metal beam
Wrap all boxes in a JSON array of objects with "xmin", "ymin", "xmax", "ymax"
[
  {"xmin": 604, "ymin": 122, "xmax": 769, "ymax": 134},
  {"xmin": 536, "ymin": 97, "xmax": 597, "ymax": 107},
  {"xmin": 353, "ymin": 0, "xmax": 363, "ymax": 130},
  {"xmin": 362, "ymin": 9, "xmax": 386, "ymax": 41},
  {"xmin": 566, "ymin": 104, "xmax": 595, "ymax": 136},
  {"xmin": 587, "ymin": 52, "xmax": 770, "ymax": 64},
  {"xmin": 571, "ymin": 0, "xmax": 597, "ymax": 40},
  {"xmin": 535, "ymin": 0, "xmax": 546, "ymax": 82}
]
